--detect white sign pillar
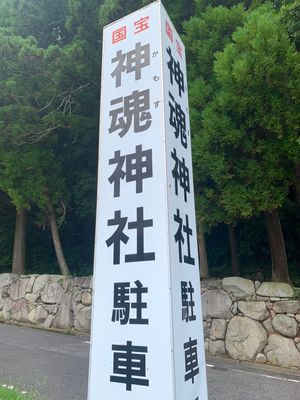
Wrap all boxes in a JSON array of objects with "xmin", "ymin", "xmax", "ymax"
[{"xmin": 88, "ymin": 2, "xmax": 208, "ymax": 399}]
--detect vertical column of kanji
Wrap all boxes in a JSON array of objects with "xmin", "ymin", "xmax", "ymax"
[
  {"xmin": 160, "ymin": 3, "xmax": 208, "ymax": 400},
  {"xmin": 88, "ymin": 3, "xmax": 175, "ymax": 400}
]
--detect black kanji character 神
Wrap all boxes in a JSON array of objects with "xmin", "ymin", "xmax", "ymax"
[
  {"xmin": 173, "ymin": 209, "xmax": 195, "ymax": 265},
  {"xmin": 112, "ymin": 280, "xmax": 148, "ymax": 325},
  {"xmin": 181, "ymin": 281, "xmax": 196, "ymax": 322},
  {"xmin": 184, "ymin": 337, "xmax": 199, "ymax": 384},
  {"xmin": 169, "ymin": 92, "xmax": 187, "ymax": 148},
  {"xmin": 110, "ymin": 341, "xmax": 149, "ymax": 391},
  {"xmin": 108, "ymin": 145, "xmax": 153, "ymax": 197},
  {"xmin": 171, "ymin": 148, "xmax": 190, "ymax": 202},
  {"xmin": 106, "ymin": 208, "xmax": 155, "ymax": 265},
  {"xmin": 111, "ymin": 42, "xmax": 150, "ymax": 88},
  {"xmin": 167, "ymin": 47, "xmax": 184, "ymax": 97},
  {"xmin": 109, "ymin": 89, "xmax": 152, "ymax": 137}
]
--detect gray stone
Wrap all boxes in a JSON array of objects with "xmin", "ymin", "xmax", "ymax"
[
  {"xmin": 41, "ymin": 281, "xmax": 64, "ymax": 304},
  {"xmin": 210, "ymin": 340, "xmax": 225, "ymax": 356},
  {"xmin": 237, "ymin": 301, "xmax": 269, "ymax": 321},
  {"xmin": 255, "ymin": 281, "xmax": 261, "ymax": 290},
  {"xmin": 26, "ymin": 275, "xmax": 38, "ymax": 293},
  {"xmin": 210, "ymin": 319, "xmax": 228, "ymax": 340},
  {"xmin": 256, "ymin": 282, "xmax": 294, "ymax": 298},
  {"xmin": 256, "ymin": 353, "xmax": 267, "ymax": 364},
  {"xmin": 202, "ymin": 290, "xmax": 232, "ymax": 319},
  {"xmin": 74, "ymin": 304, "xmax": 91, "ymax": 333},
  {"xmin": 28, "ymin": 306, "xmax": 48, "ymax": 324},
  {"xmin": 265, "ymin": 334, "xmax": 300, "ymax": 368},
  {"xmin": 10, "ymin": 278, "xmax": 29, "ymax": 301},
  {"xmin": 296, "ymin": 314, "xmax": 300, "ymax": 323},
  {"xmin": 256, "ymin": 296, "xmax": 269, "ymax": 301},
  {"xmin": 273, "ymin": 301, "xmax": 300, "ymax": 314},
  {"xmin": 43, "ymin": 314, "xmax": 55, "ymax": 329},
  {"xmin": 25, "ymin": 293, "xmax": 40, "ymax": 303},
  {"xmin": 206, "ymin": 279, "xmax": 222, "ymax": 290},
  {"xmin": 11, "ymin": 299, "xmax": 29, "ymax": 323},
  {"xmin": 204, "ymin": 341, "xmax": 210, "ymax": 353},
  {"xmin": 272, "ymin": 314, "xmax": 297, "ymax": 337},
  {"xmin": 0, "ymin": 273, "xmax": 16, "ymax": 288},
  {"xmin": 81, "ymin": 291, "xmax": 92, "ymax": 306},
  {"xmin": 225, "ymin": 316, "xmax": 267, "ymax": 361},
  {"xmin": 32, "ymin": 275, "xmax": 50, "ymax": 293},
  {"xmin": 294, "ymin": 337, "xmax": 300, "ymax": 344},
  {"xmin": 231, "ymin": 302, "xmax": 238, "ymax": 315},
  {"xmin": 53, "ymin": 292, "xmax": 74, "ymax": 329},
  {"xmin": 72, "ymin": 277, "xmax": 91, "ymax": 289},
  {"xmin": 263, "ymin": 318, "xmax": 275, "ymax": 333},
  {"xmin": 222, "ymin": 277, "xmax": 255, "ymax": 300},
  {"xmin": 270, "ymin": 297, "xmax": 281, "ymax": 302},
  {"xmin": 1, "ymin": 298, "xmax": 13, "ymax": 320}
]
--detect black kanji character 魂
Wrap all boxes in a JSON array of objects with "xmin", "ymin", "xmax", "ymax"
[
  {"xmin": 108, "ymin": 145, "xmax": 153, "ymax": 197},
  {"xmin": 109, "ymin": 89, "xmax": 152, "ymax": 137},
  {"xmin": 173, "ymin": 209, "xmax": 195, "ymax": 265},
  {"xmin": 167, "ymin": 47, "xmax": 184, "ymax": 97},
  {"xmin": 181, "ymin": 281, "xmax": 196, "ymax": 322},
  {"xmin": 171, "ymin": 148, "xmax": 190, "ymax": 202},
  {"xmin": 169, "ymin": 92, "xmax": 187, "ymax": 148},
  {"xmin": 184, "ymin": 337, "xmax": 199, "ymax": 384},
  {"xmin": 110, "ymin": 341, "xmax": 149, "ymax": 391},
  {"xmin": 112, "ymin": 280, "xmax": 148, "ymax": 325},
  {"xmin": 111, "ymin": 42, "xmax": 150, "ymax": 88}
]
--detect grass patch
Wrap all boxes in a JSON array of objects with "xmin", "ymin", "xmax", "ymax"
[{"xmin": 0, "ymin": 387, "xmax": 32, "ymax": 400}]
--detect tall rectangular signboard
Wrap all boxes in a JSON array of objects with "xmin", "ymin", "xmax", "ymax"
[{"xmin": 88, "ymin": 1, "xmax": 208, "ymax": 399}]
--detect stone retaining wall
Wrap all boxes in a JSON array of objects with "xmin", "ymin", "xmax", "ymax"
[
  {"xmin": 0, "ymin": 273, "xmax": 92, "ymax": 333},
  {"xmin": 1, "ymin": 273, "xmax": 299, "ymax": 369},
  {"xmin": 202, "ymin": 277, "xmax": 300, "ymax": 368}
]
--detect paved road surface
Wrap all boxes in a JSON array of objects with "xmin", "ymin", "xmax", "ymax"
[{"xmin": 0, "ymin": 323, "xmax": 299, "ymax": 400}]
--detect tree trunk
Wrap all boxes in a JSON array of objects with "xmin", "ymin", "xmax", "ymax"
[
  {"xmin": 12, "ymin": 208, "xmax": 26, "ymax": 275},
  {"xmin": 47, "ymin": 199, "xmax": 70, "ymax": 275},
  {"xmin": 197, "ymin": 229, "xmax": 209, "ymax": 279},
  {"xmin": 228, "ymin": 224, "xmax": 240, "ymax": 276},
  {"xmin": 264, "ymin": 209, "xmax": 290, "ymax": 283}
]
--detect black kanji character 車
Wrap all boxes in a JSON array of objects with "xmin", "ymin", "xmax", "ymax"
[
  {"xmin": 184, "ymin": 337, "xmax": 199, "ymax": 384},
  {"xmin": 108, "ymin": 145, "xmax": 153, "ymax": 197},
  {"xmin": 109, "ymin": 89, "xmax": 152, "ymax": 137},
  {"xmin": 111, "ymin": 42, "xmax": 150, "ymax": 88},
  {"xmin": 112, "ymin": 280, "xmax": 148, "ymax": 325},
  {"xmin": 169, "ymin": 92, "xmax": 187, "ymax": 148},
  {"xmin": 171, "ymin": 148, "xmax": 190, "ymax": 202},
  {"xmin": 110, "ymin": 341, "xmax": 149, "ymax": 391},
  {"xmin": 181, "ymin": 281, "xmax": 196, "ymax": 322},
  {"xmin": 167, "ymin": 47, "xmax": 184, "ymax": 97}
]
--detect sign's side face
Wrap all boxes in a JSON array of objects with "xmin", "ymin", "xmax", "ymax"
[
  {"xmin": 160, "ymin": 4, "xmax": 208, "ymax": 400},
  {"xmin": 88, "ymin": 2, "xmax": 175, "ymax": 399}
]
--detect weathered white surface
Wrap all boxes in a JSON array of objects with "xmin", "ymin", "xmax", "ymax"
[
  {"xmin": 225, "ymin": 316, "xmax": 267, "ymax": 361},
  {"xmin": 0, "ymin": 273, "xmax": 16, "ymax": 288},
  {"xmin": 10, "ymin": 278, "xmax": 29, "ymax": 301},
  {"xmin": 202, "ymin": 290, "xmax": 232, "ymax": 319},
  {"xmin": 238, "ymin": 301, "xmax": 269, "ymax": 321},
  {"xmin": 265, "ymin": 334, "xmax": 300, "ymax": 368},
  {"xmin": 32, "ymin": 275, "xmax": 50, "ymax": 293},
  {"xmin": 272, "ymin": 314, "xmax": 298, "ymax": 337},
  {"xmin": 256, "ymin": 282, "xmax": 294, "ymax": 298},
  {"xmin": 222, "ymin": 277, "xmax": 255, "ymax": 300}
]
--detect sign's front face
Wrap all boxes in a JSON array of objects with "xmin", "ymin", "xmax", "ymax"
[{"xmin": 88, "ymin": 2, "xmax": 208, "ymax": 400}]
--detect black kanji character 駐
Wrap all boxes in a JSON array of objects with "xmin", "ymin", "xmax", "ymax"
[{"xmin": 181, "ymin": 281, "xmax": 196, "ymax": 322}]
